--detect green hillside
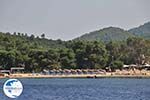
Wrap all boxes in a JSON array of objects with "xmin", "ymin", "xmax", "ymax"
[
  {"xmin": 0, "ymin": 32, "xmax": 65, "ymax": 50},
  {"xmin": 128, "ymin": 22, "xmax": 150, "ymax": 39},
  {"xmin": 0, "ymin": 21, "xmax": 150, "ymax": 72},
  {"xmin": 75, "ymin": 27, "xmax": 135, "ymax": 42}
]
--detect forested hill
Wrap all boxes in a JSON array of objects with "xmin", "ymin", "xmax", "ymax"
[
  {"xmin": 128, "ymin": 22, "xmax": 150, "ymax": 39},
  {"xmin": 0, "ymin": 32, "xmax": 67, "ymax": 71},
  {"xmin": 0, "ymin": 32, "xmax": 65, "ymax": 50},
  {"xmin": 0, "ymin": 31, "xmax": 150, "ymax": 73},
  {"xmin": 0, "ymin": 22, "xmax": 150, "ymax": 72},
  {"xmin": 75, "ymin": 27, "xmax": 135, "ymax": 42}
]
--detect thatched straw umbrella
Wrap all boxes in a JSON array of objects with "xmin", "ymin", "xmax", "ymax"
[
  {"xmin": 55, "ymin": 69, "xmax": 62, "ymax": 75},
  {"xmin": 77, "ymin": 69, "xmax": 83, "ymax": 74},
  {"xmin": 86, "ymin": 69, "xmax": 91, "ymax": 74},
  {"xmin": 70, "ymin": 69, "xmax": 77, "ymax": 74},
  {"xmin": 43, "ymin": 69, "xmax": 50, "ymax": 75},
  {"xmin": 58, "ymin": 69, "xmax": 63, "ymax": 74},
  {"xmin": 64, "ymin": 69, "xmax": 71, "ymax": 74},
  {"xmin": 82, "ymin": 69, "xmax": 89, "ymax": 74},
  {"xmin": 62, "ymin": 69, "xmax": 66, "ymax": 74},
  {"xmin": 96, "ymin": 70, "xmax": 105, "ymax": 74},
  {"xmin": 52, "ymin": 69, "xmax": 57, "ymax": 74},
  {"xmin": 49, "ymin": 70, "xmax": 54, "ymax": 74}
]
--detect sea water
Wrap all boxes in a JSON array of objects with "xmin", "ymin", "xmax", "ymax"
[{"xmin": 0, "ymin": 78, "xmax": 150, "ymax": 100}]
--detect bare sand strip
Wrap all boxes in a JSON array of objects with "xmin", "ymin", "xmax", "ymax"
[
  {"xmin": 1, "ymin": 73, "xmax": 150, "ymax": 79},
  {"xmin": 1, "ymin": 69, "xmax": 150, "ymax": 78}
]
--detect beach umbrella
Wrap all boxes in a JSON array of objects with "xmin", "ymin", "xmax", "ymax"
[{"xmin": 77, "ymin": 69, "xmax": 82, "ymax": 74}]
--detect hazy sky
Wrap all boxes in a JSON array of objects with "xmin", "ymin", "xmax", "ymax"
[{"xmin": 0, "ymin": 0, "xmax": 150, "ymax": 40}]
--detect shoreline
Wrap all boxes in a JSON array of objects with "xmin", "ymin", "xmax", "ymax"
[
  {"xmin": 1, "ymin": 73, "xmax": 150, "ymax": 79},
  {"xmin": 1, "ymin": 69, "xmax": 150, "ymax": 79}
]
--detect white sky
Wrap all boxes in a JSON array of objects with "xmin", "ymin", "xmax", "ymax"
[{"xmin": 0, "ymin": 0, "xmax": 150, "ymax": 40}]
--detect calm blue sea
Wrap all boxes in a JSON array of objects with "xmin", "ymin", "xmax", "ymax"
[{"xmin": 0, "ymin": 78, "xmax": 150, "ymax": 100}]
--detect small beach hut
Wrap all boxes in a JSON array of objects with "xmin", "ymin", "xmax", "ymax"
[
  {"xmin": 0, "ymin": 70, "xmax": 11, "ymax": 75},
  {"xmin": 11, "ymin": 67, "xmax": 25, "ymax": 74}
]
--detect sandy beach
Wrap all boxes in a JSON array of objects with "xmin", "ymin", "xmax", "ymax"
[{"xmin": 1, "ymin": 69, "xmax": 150, "ymax": 79}]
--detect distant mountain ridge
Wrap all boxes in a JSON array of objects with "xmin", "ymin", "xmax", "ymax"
[
  {"xmin": 75, "ymin": 27, "xmax": 135, "ymax": 42},
  {"xmin": 1, "ymin": 21, "xmax": 150, "ymax": 43},
  {"xmin": 128, "ymin": 22, "xmax": 150, "ymax": 39},
  {"xmin": 75, "ymin": 22, "xmax": 150, "ymax": 42}
]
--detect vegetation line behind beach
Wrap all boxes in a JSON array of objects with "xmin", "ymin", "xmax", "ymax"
[{"xmin": 0, "ymin": 32, "xmax": 150, "ymax": 73}]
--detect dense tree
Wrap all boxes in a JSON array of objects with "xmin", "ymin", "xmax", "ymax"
[
  {"xmin": 59, "ymin": 48, "xmax": 76, "ymax": 69},
  {"xmin": 41, "ymin": 34, "xmax": 45, "ymax": 38},
  {"xmin": 0, "ymin": 32, "xmax": 150, "ymax": 72},
  {"xmin": 110, "ymin": 60, "xmax": 124, "ymax": 71}
]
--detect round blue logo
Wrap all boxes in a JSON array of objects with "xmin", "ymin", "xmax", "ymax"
[{"xmin": 3, "ymin": 79, "xmax": 23, "ymax": 98}]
